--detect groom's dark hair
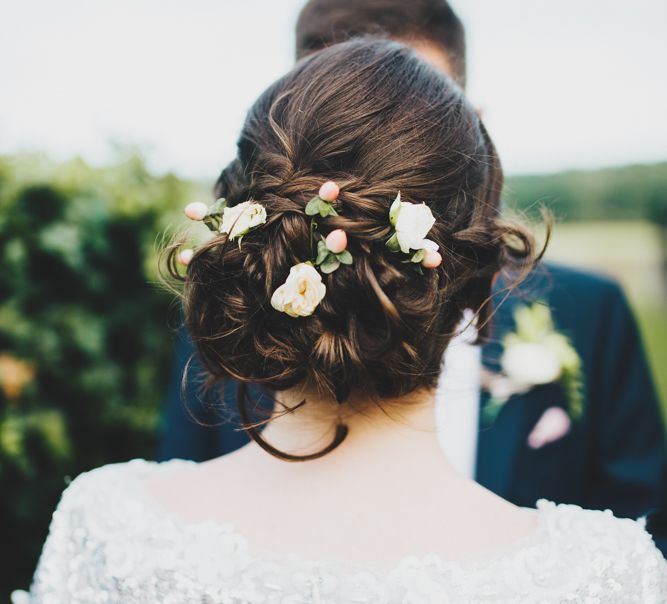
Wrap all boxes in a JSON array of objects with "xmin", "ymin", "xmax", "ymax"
[{"xmin": 295, "ymin": 0, "xmax": 467, "ymax": 87}]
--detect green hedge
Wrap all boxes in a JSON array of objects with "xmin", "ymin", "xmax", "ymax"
[
  {"xmin": 0, "ymin": 153, "xmax": 204, "ymax": 598},
  {"xmin": 505, "ymin": 162, "xmax": 667, "ymax": 224}
]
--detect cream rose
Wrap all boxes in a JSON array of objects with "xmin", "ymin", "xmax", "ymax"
[
  {"xmin": 390, "ymin": 193, "xmax": 438, "ymax": 253},
  {"xmin": 501, "ymin": 342, "xmax": 562, "ymax": 386},
  {"xmin": 219, "ymin": 201, "xmax": 266, "ymax": 240},
  {"xmin": 270, "ymin": 263, "xmax": 326, "ymax": 317}
]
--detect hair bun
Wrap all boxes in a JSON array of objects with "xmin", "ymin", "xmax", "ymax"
[{"xmin": 166, "ymin": 39, "xmax": 542, "ymax": 458}]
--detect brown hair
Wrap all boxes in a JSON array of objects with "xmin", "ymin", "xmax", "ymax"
[
  {"xmin": 167, "ymin": 39, "xmax": 541, "ymax": 460},
  {"xmin": 295, "ymin": 0, "xmax": 467, "ymax": 87}
]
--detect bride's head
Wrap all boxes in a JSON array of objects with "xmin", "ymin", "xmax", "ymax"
[{"xmin": 169, "ymin": 38, "xmax": 540, "ymax": 457}]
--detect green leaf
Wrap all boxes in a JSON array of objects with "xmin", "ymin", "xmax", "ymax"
[
  {"xmin": 317, "ymin": 201, "xmax": 334, "ymax": 217},
  {"xmin": 411, "ymin": 249, "xmax": 425, "ymax": 263},
  {"xmin": 320, "ymin": 256, "xmax": 340, "ymax": 273},
  {"xmin": 202, "ymin": 216, "xmax": 220, "ymax": 232},
  {"xmin": 208, "ymin": 197, "xmax": 227, "ymax": 216},
  {"xmin": 305, "ymin": 196, "xmax": 321, "ymax": 216},
  {"xmin": 386, "ymin": 232, "xmax": 400, "ymax": 252},
  {"xmin": 336, "ymin": 250, "xmax": 353, "ymax": 265},
  {"xmin": 315, "ymin": 241, "xmax": 330, "ymax": 265},
  {"xmin": 389, "ymin": 191, "xmax": 402, "ymax": 227}
]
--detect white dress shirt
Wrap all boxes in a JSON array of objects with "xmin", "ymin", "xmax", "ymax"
[{"xmin": 434, "ymin": 312, "xmax": 481, "ymax": 479}]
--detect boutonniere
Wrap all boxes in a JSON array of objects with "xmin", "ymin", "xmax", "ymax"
[{"xmin": 481, "ymin": 302, "xmax": 584, "ymax": 428}]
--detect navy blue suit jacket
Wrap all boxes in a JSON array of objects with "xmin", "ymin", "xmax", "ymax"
[{"xmin": 158, "ymin": 262, "xmax": 667, "ymax": 553}]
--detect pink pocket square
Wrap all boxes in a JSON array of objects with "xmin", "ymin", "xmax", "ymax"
[{"xmin": 527, "ymin": 406, "xmax": 572, "ymax": 449}]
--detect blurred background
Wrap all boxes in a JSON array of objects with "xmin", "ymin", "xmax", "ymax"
[{"xmin": 1, "ymin": 0, "xmax": 665, "ymax": 598}]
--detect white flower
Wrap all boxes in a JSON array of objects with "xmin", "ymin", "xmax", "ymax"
[
  {"xmin": 501, "ymin": 342, "xmax": 563, "ymax": 386},
  {"xmin": 271, "ymin": 263, "xmax": 326, "ymax": 317},
  {"xmin": 390, "ymin": 193, "xmax": 438, "ymax": 253},
  {"xmin": 219, "ymin": 201, "xmax": 266, "ymax": 240}
]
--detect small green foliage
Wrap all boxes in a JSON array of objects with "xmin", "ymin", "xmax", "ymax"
[
  {"xmin": 202, "ymin": 197, "xmax": 227, "ymax": 232},
  {"xmin": 314, "ymin": 238, "xmax": 352, "ymax": 274},
  {"xmin": 386, "ymin": 232, "xmax": 400, "ymax": 252},
  {"xmin": 207, "ymin": 197, "xmax": 227, "ymax": 215},
  {"xmin": 389, "ymin": 192, "xmax": 401, "ymax": 227},
  {"xmin": 315, "ymin": 240, "xmax": 329, "ymax": 265},
  {"xmin": 306, "ymin": 195, "xmax": 338, "ymax": 218},
  {"xmin": 319, "ymin": 201, "xmax": 338, "ymax": 217},
  {"xmin": 320, "ymin": 255, "xmax": 341, "ymax": 274},
  {"xmin": 305, "ymin": 196, "xmax": 321, "ymax": 216},
  {"xmin": 411, "ymin": 249, "xmax": 425, "ymax": 264}
]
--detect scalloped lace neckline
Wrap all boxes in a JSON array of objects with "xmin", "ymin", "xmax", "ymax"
[{"xmin": 129, "ymin": 458, "xmax": 552, "ymax": 577}]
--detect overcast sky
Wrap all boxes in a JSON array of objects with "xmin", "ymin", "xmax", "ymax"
[{"xmin": 1, "ymin": 0, "xmax": 665, "ymax": 179}]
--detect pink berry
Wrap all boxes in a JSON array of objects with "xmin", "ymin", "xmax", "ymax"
[
  {"xmin": 421, "ymin": 249, "xmax": 442, "ymax": 269},
  {"xmin": 184, "ymin": 202, "xmax": 208, "ymax": 221},
  {"xmin": 325, "ymin": 229, "xmax": 347, "ymax": 254},
  {"xmin": 318, "ymin": 180, "xmax": 339, "ymax": 202},
  {"xmin": 177, "ymin": 248, "xmax": 194, "ymax": 266}
]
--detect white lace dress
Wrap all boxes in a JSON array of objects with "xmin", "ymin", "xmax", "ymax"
[{"xmin": 15, "ymin": 459, "xmax": 667, "ymax": 603}]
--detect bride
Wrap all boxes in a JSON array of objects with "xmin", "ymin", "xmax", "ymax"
[{"xmin": 23, "ymin": 38, "xmax": 666, "ymax": 602}]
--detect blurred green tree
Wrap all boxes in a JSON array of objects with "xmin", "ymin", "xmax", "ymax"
[
  {"xmin": 506, "ymin": 162, "xmax": 667, "ymax": 291},
  {"xmin": 0, "ymin": 153, "xmax": 204, "ymax": 599}
]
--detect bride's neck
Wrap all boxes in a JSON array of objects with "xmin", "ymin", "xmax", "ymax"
[{"xmin": 251, "ymin": 385, "xmax": 450, "ymax": 469}]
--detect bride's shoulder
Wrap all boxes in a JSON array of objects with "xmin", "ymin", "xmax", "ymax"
[
  {"xmin": 63, "ymin": 457, "xmax": 190, "ymax": 493},
  {"xmin": 53, "ymin": 458, "xmax": 193, "ymax": 526},
  {"xmin": 537, "ymin": 498, "xmax": 657, "ymax": 548},
  {"xmin": 531, "ymin": 499, "xmax": 665, "ymax": 592}
]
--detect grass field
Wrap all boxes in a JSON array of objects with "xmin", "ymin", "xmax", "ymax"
[{"xmin": 544, "ymin": 221, "xmax": 666, "ymax": 420}]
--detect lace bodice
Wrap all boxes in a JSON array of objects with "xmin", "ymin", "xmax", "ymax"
[{"xmin": 17, "ymin": 459, "xmax": 667, "ymax": 603}]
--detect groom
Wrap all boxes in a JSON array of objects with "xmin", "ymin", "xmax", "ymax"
[{"xmin": 159, "ymin": 0, "xmax": 667, "ymax": 553}]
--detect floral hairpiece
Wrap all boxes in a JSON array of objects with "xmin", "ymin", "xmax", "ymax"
[
  {"xmin": 386, "ymin": 192, "xmax": 442, "ymax": 270},
  {"xmin": 270, "ymin": 262, "xmax": 326, "ymax": 317},
  {"xmin": 305, "ymin": 180, "xmax": 340, "ymax": 217},
  {"xmin": 178, "ymin": 198, "xmax": 267, "ymax": 264},
  {"xmin": 308, "ymin": 182, "xmax": 353, "ymax": 274},
  {"xmin": 185, "ymin": 198, "xmax": 266, "ymax": 241},
  {"xmin": 270, "ymin": 180, "xmax": 354, "ymax": 317},
  {"xmin": 178, "ymin": 184, "xmax": 440, "ymax": 318}
]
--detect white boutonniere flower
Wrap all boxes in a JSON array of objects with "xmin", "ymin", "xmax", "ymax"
[
  {"xmin": 220, "ymin": 201, "xmax": 267, "ymax": 240},
  {"xmin": 482, "ymin": 302, "xmax": 584, "ymax": 425},
  {"xmin": 271, "ymin": 262, "xmax": 326, "ymax": 318}
]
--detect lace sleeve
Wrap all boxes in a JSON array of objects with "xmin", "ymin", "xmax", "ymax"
[
  {"xmin": 23, "ymin": 471, "xmax": 92, "ymax": 603},
  {"xmin": 639, "ymin": 525, "xmax": 667, "ymax": 603}
]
